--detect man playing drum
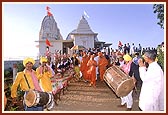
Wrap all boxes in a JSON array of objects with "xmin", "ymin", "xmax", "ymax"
[
  {"xmin": 11, "ymin": 57, "xmax": 43, "ymax": 111},
  {"xmin": 118, "ymin": 54, "xmax": 134, "ymax": 111}
]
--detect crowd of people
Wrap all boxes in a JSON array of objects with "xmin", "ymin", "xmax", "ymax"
[{"xmin": 5, "ymin": 42, "xmax": 164, "ymax": 111}]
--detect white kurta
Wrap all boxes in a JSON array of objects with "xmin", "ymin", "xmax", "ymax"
[
  {"xmin": 94, "ymin": 56, "xmax": 99, "ymax": 80},
  {"xmin": 139, "ymin": 62, "xmax": 164, "ymax": 111}
]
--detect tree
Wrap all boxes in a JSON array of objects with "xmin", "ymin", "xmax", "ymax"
[
  {"xmin": 156, "ymin": 44, "xmax": 164, "ymax": 71},
  {"xmin": 153, "ymin": 4, "xmax": 164, "ymax": 29}
]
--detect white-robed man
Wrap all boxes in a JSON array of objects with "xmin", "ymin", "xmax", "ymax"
[{"xmin": 138, "ymin": 50, "xmax": 164, "ymax": 111}]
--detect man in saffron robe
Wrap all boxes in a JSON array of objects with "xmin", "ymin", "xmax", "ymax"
[
  {"xmin": 98, "ymin": 52, "xmax": 108, "ymax": 81},
  {"xmin": 87, "ymin": 54, "xmax": 97, "ymax": 87},
  {"xmin": 80, "ymin": 52, "xmax": 89, "ymax": 81}
]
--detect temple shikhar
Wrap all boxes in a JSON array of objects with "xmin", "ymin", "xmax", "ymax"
[{"xmin": 36, "ymin": 7, "xmax": 112, "ymax": 58}]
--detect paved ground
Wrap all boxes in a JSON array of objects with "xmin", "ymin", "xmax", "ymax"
[{"xmin": 51, "ymin": 77, "xmax": 141, "ymax": 112}]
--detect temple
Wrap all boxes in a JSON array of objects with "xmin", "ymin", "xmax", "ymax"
[{"xmin": 36, "ymin": 7, "xmax": 112, "ymax": 58}]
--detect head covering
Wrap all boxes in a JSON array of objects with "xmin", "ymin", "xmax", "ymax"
[
  {"xmin": 40, "ymin": 57, "xmax": 48, "ymax": 63},
  {"xmin": 123, "ymin": 54, "xmax": 132, "ymax": 62},
  {"xmin": 23, "ymin": 57, "xmax": 35, "ymax": 67}
]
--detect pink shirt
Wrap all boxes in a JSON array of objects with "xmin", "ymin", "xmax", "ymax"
[{"xmin": 121, "ymin": 61, "xmax": 132, "ymax": 74}]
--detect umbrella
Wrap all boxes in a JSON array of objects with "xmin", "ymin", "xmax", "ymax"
[{"xmin": 71, "ymin": 45, "xmax": 86, "ymax": 50}]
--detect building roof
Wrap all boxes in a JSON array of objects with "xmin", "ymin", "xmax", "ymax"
[
  {"xmin": 103, "ymin": 43, "xmax": 113, "ymax": 47},
  {"xmin": 66, "ymin": 16, "xmax": 98, "ymax": 41},
  {"xmin": 72, "ymin": 16, "xmax": 95, "ymax": 34}
]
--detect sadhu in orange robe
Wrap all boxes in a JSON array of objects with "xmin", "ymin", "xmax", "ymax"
[
  {"xmin": 80, "ymin": 52, "xmax": 89, "ymax": 81},
  {"xmin": 87, "ymin": 54, "xmax": 97, "ymax": 86},
  {"xmin": 98, "ymin": 52, "xmax": 108, "ymax": 81}
]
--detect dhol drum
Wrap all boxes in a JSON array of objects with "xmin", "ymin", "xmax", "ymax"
[
  {"xmin": 24, "ymin": 90, "xmax": 55, "ymax": 110},
  {"xmin": 103, "ymin": 65, "xmax": 135, "ymax": 97}
]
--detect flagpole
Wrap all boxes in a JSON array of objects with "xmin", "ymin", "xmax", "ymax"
[{"xmin": 83, "ymin": 11, "xmax": 90, "ymax": 18}]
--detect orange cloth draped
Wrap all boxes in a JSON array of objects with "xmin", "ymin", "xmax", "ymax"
[
  {"xmin": 98, "ymin": 56, "xmax": 108, "ymax": 81},
  {"xmin": 80, "ymin": 55, "xmax": 89, "ymax": 80},
  {"xmin": 87, "ymin": 59, "xmax": 97, "ymax": 86}
]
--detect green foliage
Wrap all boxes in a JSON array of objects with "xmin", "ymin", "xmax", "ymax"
[
  {"xmin": 10, "ymin": 106, "xmax": 19, "ymax": 111},
  {"xmin": 157, "ymin": 45, "xmax": 164, "ymax": 71},
  {"xmin": 5, "ymin": 84, "xmax": 24, "ymax": 111},
  {"xmin": 153, "ymin": 4, "xmax": 164, "ymax": 29},
  {"xmin": 16, "ymin": 62, "xmax": 24, "ymax": 72},
  {"xmin": 17, "ymin": 87, "xmax": 24, "ymax": 99},
  {"xmin": 4, "ymin": 67, "xmax": 13, "ymax": 77},
  {"xmin": 16, "ymin": 62, "xmax": 37, "ymax": 71},
  {"xmin": 4, "ymin": 70, "xmax": 10, "ymax": 77}
]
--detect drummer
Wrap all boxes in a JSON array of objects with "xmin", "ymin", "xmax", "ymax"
[
  {"xmin": 11, "ymin": 57, "xmax": 44, "ymax": 111},
  {"xmin": 118, "ymin": 54, "xmax": 134, "ymax": 111}
]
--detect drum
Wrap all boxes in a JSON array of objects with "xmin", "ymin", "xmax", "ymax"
[
  {"xmin": 24, "ymin": 90, "xmax": 54, "ymax": 110},
  {"xmin": 103, "ymin": 65, "xmax": 135, "ymax": 97}
]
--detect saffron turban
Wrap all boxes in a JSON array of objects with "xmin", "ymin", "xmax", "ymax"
[
  {"xmin": 23, "ymin": 57, "xmax": 35, "ymax": 67},
  {"xmin": 123, "ymin": 54, "xmax": 132, "ymax": 62},
  {"xmin": 40, "ymin": 57, "xmax": 48, "ymax": 63}
]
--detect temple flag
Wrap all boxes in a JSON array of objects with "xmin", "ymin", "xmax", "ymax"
[
  {"xmin": 47, "ymin": 11, "xmax": 52, "ymax": 16},
  {"xmin": 46, "ymin": 38, "xmax": 53, "ymax": 47},
  {"xmin": 84, "ymin": 11, "xmax": 90, "ymax": 18},
  {"xmin": 46, "ymin": 6, "xmax": 50, "ymax": 11}
]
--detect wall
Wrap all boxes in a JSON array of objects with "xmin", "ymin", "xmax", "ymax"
[
  {"xmin": 39, "ymin": 40, "xmax": 63, "ymax": 62},
  {"xmin": 74, "ymin": 34, "xmax": 94, "ymax": 49}
]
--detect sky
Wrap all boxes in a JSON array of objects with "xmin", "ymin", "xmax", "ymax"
[{"xmin": 3, "ymin": 2, "xmax": 165, "ymax": 60}]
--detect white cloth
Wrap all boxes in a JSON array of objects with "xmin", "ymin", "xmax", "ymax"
[
  {"xmin": 139, "ymin": 62, "xmax": 164, "ymax": 111},
  {"xmin": 119, "ymin": 60, "xmax": 125, "ymax": 67},
  {"xmin": 121, "ymin": 90, "xmax": 133, "ymax": 108},
  {"xmin": 77, "ymin": 56, "xmax": 82, "ymax": 67},
  {"xmin": 94, "ymin": 56, "xmax": 99, "ymax": 80},
  {"xmin": 130, "ymin": 45, "xmax": 135, "ymax": 55}
]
